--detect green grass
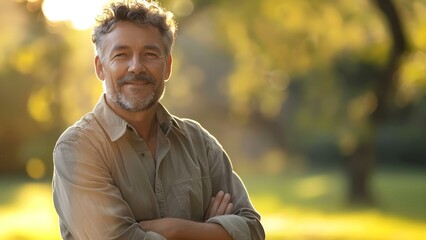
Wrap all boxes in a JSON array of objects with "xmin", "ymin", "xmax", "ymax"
[
  {"xmin": 242, "ymin": 167, "xmax": 426, "ymax": 219},
  {"xmin": 0, "ymin": 176, "xmax": 33, "ymax": 205},
  {"xmin": 243, "ymin": 169, "xmax": 347, "ymax": 212},
  {"xmin": 0, "ymin": 168, "xmax": 425, "ymax": 239},
  {"xmin": 241, "ymin": 167, "xmax": 426, "ymax": 239},
  {"xmin": 372, "ymin": 168, "xmax": 426, "ymax": 220}
]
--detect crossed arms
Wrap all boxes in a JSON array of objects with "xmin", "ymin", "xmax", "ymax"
[
  {"xmin": 140, "ymin": 191, "xmax": 233, "ymax": 240},
  {"xmin": 53, "ymin": 122, "xmax": 265, "ymax": 240}
]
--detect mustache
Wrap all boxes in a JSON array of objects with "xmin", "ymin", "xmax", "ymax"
[{"xmin": 117, "ymin": 73, "xmax": 155, "ymax": 85}]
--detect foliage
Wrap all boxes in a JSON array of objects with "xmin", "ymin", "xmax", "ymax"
[
  {"xmin": 0, "ymin": 0, "xmax": 425, "ymax": 178},
  {"xmin": 0, "ymin": 1, "xmax": 102, "ymax": 177},
  {"xmin": 206, "ymin": 0, "xmax": 426, "ymax": 166},
  {"xmin": 0, "ymin": 0, "xmax": 68, "ymax": 175}
]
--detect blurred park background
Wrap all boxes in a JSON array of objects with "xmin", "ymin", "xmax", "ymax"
[{"xmin": 1, "ymin": 0, "xmax": 426, "ymax": 239}]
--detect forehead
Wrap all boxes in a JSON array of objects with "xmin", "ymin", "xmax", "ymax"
[{"xmin": 102, "ymin": 21, "xmax": 165, "ymax": 53}]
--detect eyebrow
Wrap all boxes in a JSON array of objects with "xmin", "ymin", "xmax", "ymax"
[
  {"xmin": 110, "ymin": 45, "xmax": 130, "ymax": 54},
  {"xmin": 110, "ymin": 44, "xmax": 163, "ymax": 54}
]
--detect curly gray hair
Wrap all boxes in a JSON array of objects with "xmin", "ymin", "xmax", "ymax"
[{"xmin": 92, "ymin": 0, "xmax": 177, "ymax": 60}]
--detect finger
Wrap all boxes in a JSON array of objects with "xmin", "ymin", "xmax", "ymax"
[
  {"xmin": 216, "ymin": 193, "xmax": 231, "ymax": 215},
  {"xmin": 205, "ymin": 197, "xmax": 215, "ymax": 219},
  {"xmin": 225, "ymin": 202, "xmax": 234, "ymax": 215},
  {"xmin": 209, "ymin": 191, "xmax": 225, "ymax": 217}
]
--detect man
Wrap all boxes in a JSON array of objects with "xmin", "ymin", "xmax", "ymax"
[{"xmin": 52, "ymin": 1, "xmax": 265, "ymax": 239}]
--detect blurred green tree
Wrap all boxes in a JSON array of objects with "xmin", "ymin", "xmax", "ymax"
[
  {"xmin": 344, "ymin": 0, "xmax": 410, "ymax": 204},
  {"xmin": 0, "ymin": 0, "xmax": 69, "ymax": 177},
  {"xmin": 195, "ymin": 0, "xmax": 423, "ymax": 204}
]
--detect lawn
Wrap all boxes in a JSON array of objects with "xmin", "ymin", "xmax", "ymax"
[
  {"xmin": 0, "ymin": 168, "xmax": 425, "ymax": 239},
  {"xmin": 245, "ymin": 168, "xmax": 426, "ymax": 239}
]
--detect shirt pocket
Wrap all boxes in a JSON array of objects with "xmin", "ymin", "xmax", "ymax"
[{"xmin": 170, "ymin": 176, "xmax": 211, "ymax": 221}]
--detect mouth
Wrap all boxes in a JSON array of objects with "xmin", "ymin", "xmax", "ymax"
[{"xmin": 123, "ymin": 80, "xmax": 152, "ymax": 86}]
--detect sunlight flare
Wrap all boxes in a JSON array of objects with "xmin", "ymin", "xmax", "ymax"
[{"xmin": 42, "ymin": 0, "xmax": 110, "ymax": 30}]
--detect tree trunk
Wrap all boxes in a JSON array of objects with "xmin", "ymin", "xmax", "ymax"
[
  {"xmin": 347, "ymin": 142, "xmax": 375, "ymax": 204},
  {"xmin": 347, "ymin": 0, "xmax": 408, "ymax": 204},
  {"xmin": 372, "ymin": 0, "xmax": 409, "ymax": 123}
]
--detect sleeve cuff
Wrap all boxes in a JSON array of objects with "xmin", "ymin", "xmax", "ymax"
[{"xmin": 206, "ymin": 215, "xmax": 250, "ymax": 240}]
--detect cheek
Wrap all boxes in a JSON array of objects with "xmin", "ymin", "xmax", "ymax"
[
  {"xmin": 107, "ymin": 65, "xmax": 126, "ymax": 82},
  {"xmin": 108, "ymin": 59, "xmax": 128, "ymax": 73}
]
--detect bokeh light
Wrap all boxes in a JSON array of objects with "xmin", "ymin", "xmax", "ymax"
[
  {"xmin": 170, "ymin": 0, "xmax": 194, "ymax": 17},
  {"xmin": 26, "ymin": 158, "xmax": 46, "ymax": 179}
]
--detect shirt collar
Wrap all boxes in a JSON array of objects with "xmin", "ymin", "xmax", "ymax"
[{"xmin": 93, "ymin": 94, "xmax": 181, "ymax": 142}]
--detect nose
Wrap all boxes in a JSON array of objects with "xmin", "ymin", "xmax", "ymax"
[{"xmin": 128, "ymin": 56, "xmax": 146, "ymax": 74}]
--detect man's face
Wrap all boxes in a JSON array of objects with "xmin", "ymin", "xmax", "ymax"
[{"xmin": 95, "ymin": 21, "xmax": 172, "ymax": 112}]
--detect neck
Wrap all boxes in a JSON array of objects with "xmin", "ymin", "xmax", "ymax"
[
  {"xmin": 127, "ymin": 112, "xmax": 157, "ymax": 141},
  {"xmin": 106, "ymin": 98, "xmax": 158, "ymax": 141}
]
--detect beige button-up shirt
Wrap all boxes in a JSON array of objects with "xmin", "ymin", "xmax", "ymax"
[{"xmin": 53, "ymin": 95, "xmax": 265, "ymax": 240}]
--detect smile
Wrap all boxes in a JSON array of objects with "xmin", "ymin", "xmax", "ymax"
[{"xmin": 123, "ymin": 81, "xmax": 152, "ymax": 86}]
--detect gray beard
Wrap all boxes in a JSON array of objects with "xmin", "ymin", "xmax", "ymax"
[
  {"xmin": 104, "ymin": 81, "xmax": 156, "ymax": 112},
  {"xmin": 105, "ymin": 72, "xmax": 161, "ymax": 112},
  {"xmin": 115, "ymin": 92, "xmax": 155, "ymax": 112},
  {"xmin": 107, "ymin": 88, "xmax": 156, "ymax": 112}
]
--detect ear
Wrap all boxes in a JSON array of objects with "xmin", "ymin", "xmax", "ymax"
[
  {"xmin": 95, "ymin": 55, "xmax": 105, "ymax": 81},
  {"xmin": 164, "ymin": 55, "xmax": 173, "ymax": 82}
]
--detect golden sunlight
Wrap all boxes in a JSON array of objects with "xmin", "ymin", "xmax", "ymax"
[
  {"xmin": 41, "ymin": 0, "xmax": 195, "ymax": 30},
  {"xmin": 42, "ymin": 0, "xmax": 110, "ymax": 30},
  {"xmin": 0, "ymin": 184, "xmax": 60, "ymax": 240}
]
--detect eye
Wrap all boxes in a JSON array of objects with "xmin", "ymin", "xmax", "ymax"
[
  {"xmin": 144, "ymin": 52, "xmax": 160, "ymax": 59},
  {"xmin": 113, "ymin": 53, "xmax": 127, "ymax": 59}
]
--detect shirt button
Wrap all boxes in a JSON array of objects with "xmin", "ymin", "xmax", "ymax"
[{"xmin": 140, "ymin": 153, "xmax": 145, "ymax": 157}]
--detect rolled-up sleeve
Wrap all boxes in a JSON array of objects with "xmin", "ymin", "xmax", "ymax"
[
  {"xmin": 206, "ymin": 215, "xmax": 251, "ymax": 239},
  {"xmin": 206, "ymin": 135, "xmax": 265, "ymax": 240},
  {"xmin": 53, "ymin": 131, "xmax": 164, "ymax": 240}
]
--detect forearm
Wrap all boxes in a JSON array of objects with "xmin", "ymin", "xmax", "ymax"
[
  {"xmin": 178, "ymin": 221, "xmax": 232, "ymax": 240},
  {"xmin": 140, "ymin": 218, "xmax": 232, "ymax": 240}
]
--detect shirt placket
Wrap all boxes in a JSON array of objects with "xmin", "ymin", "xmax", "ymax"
[
  {"xmin": 127, "ymin": 129, "xmax": 156, "ymax": 190},
  {"xmin": 154, "ymin": 128, "xmax": 171, "ymax": 217}
]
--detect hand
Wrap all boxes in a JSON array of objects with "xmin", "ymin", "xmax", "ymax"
[
  {"xmin": 206, "ymin": 191, "xmax": 233, "ymax": 220},
  {"xmin": 140, "ymin": 191, "xmax": 234, "ymax": 239}
]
